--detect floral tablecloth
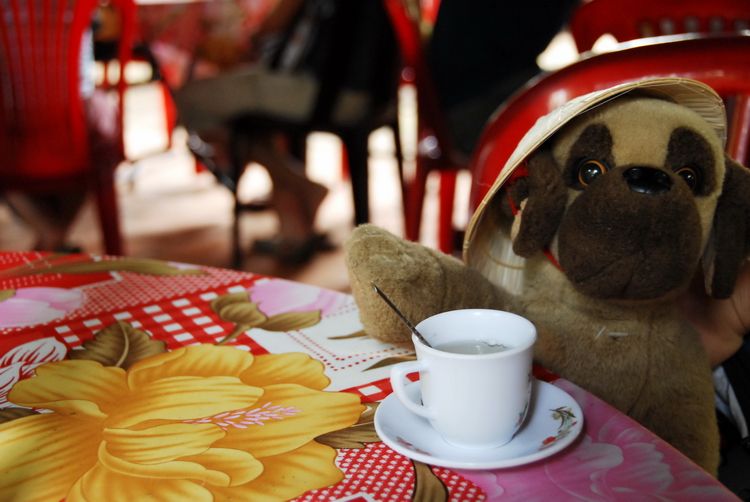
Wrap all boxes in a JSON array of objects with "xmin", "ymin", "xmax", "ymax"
[{"xmin": 0, "ymin": 252, "xmax": 738, "ymax": 501}]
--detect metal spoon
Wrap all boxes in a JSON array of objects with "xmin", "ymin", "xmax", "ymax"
[{"xmin": 371, "ymin": 282, "xmax": 432, "ymax": 348}]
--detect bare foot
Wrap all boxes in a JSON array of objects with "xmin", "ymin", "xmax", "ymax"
[
  {"xmin": 273, "ymin": 187, "xmax": 319, "ymax": 239},
  {"xmin": 300, "ymin": 178, "xmax": 328, "ymax": 226}
]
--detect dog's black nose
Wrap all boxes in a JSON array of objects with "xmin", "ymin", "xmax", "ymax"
[{"xmin": 623, "ymin": 167, "xmax": 672, "ymax": 194}]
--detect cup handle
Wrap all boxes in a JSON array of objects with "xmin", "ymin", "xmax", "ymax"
[{"xmin": 390, "ymin": 360, "xmax": 436, "ymax": 419}]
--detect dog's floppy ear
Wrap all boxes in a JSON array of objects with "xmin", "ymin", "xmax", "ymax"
[
  {"xmin": 510, "ymin": 150, "xmax": 568, "ymax": 257},
  {"xmin": 705, "ymin": 158, "xmax": 750, "ymax": 298}
]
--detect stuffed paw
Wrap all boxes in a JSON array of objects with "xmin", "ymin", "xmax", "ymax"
[{"xmin": 344, "ymin": 224, "xmax": 505, "ymax": 343}]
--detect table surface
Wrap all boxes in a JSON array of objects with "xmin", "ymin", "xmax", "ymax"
[{"xmin": 0, "ymin": 251, "xmax": 738, "ymax": 501}]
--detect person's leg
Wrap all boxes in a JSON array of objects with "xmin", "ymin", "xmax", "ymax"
[{"xmin": 241, "ymin": 133, "xmax": 329, "ymax": 262}]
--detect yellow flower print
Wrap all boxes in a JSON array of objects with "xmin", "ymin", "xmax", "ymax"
[{"xmin": 0, "ymin": 345, "xmax": 364, "ymax": 501}]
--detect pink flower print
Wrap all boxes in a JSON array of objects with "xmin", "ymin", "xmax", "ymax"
[
  {"xmin": 553, "ymin": 380, "xmax": 732, "ymax": 499},
  {"xmin": 0, "ymin": 337, "xmax": 67, "ymax": 407},
  {"xmin": 459, "ymin": 380, "xmax": 734, "ymax": 501},
  {"xmin": 0, "ymin": 287, "xmax": 84, "ymax": 328},
  {"xmin": 249, "ymin": 279, "xmax": 346, "ymax": 317}
]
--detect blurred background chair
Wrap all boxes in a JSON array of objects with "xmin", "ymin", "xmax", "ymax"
[
  {"xmin": 384, "ymin": 0, "xmax": 577, "ymax": 254},
  {"xmin": 565, "ymin": 0, "xmax": 750, "ymax": 173},
  {"xmin": 569, "ymin": 0, "xmax": 750, "ymax": 53},
  {"xmin": 470, "ymin": 33, "xmax": 750, "ymax": 212},
  {"xmin": 383, "ymin": 0, "xmax": 466, "ymax": 254},
  {"xmin": 0, "ymin": 0, "xmax": 135, "ymax": 254}
]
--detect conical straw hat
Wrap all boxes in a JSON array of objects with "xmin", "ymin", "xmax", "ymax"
[{"xmin": 463, "ymin": 77, "xmax": 726, "ymax": 278}]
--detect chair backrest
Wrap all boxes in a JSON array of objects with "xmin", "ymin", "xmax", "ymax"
[
  {"xmin": 0, "ymin": 0, "xmax": 135, "ymax": 185},
  {"xmin": 469, "ymin": 34, "xmax": 750, "ymax": 212},
  {"xmin": 382, "ymin": 0, "xmax": 456, "ymax": 159},
  {"xmin": 569, "ymin": 0, "xmax": 750, "ymax": 52}
]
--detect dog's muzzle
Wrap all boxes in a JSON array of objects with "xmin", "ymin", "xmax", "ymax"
[{"xmin": 558, "ymin": 164, "xmax": 701, "ymax": 300}]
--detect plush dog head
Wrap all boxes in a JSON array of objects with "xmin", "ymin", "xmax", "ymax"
[{"xmin": 466, "ymin": 82, "xmax": 750, "ymax": 302}]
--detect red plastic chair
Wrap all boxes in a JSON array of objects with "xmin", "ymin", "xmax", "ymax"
[
  {"xmin": 94, "ymin": 0, "xmax": 178, "ymax": 161},
  {"xmin": 569, "ymin": 0, "xmax": 750, "ymax": 53},
  {"xmin": 564, "ymin": 0, "xmax": 750, "ymax": 188},
  {"xmin": 0, "ymin": 0, "xmax": 135, "ymax": 254},
  {"xmin": 383, "ymin": 0, "xmax": 465, "ymax": 253},
  {"xmin": 469, "ymin": 34, "xmax": 750, "ymax": 214}
]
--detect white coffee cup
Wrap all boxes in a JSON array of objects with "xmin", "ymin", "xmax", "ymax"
[{"xmin": 390, "ymin": 309, "xmax": 536, "ymax": 449}]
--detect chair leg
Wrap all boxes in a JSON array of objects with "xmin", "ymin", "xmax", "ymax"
[
  {"xmin": 404, "ymin": 160, "xmax": 428, "ymax": 242},
  {"xmin": 288, "ymin": 131, "xmax": 308, "ymax": 163},
  {"xmin": 229, "ymin": 131, "xmax": 247, "ymax": 269},
  {"xmin": 160, "ymin": 82, "xmax": 177, "ymax": 151},
  {"xmin": 728, "ymin": 94, "xmax": 750, "ymax": 166},
  {"xmin": 342, "ymin": 129, "xmax": 371, "ymax": 226},
  {"xmin": 438, "ymin": 170, "xmax": 457, "ymax": 254},
  {"xmin": 340, "ymin": 142, "xmax": 350, "ymax": 181},
  {"xmin": 231, "ymin": 195, "xmax": 243, "ymax": 269},
  {"xmin": 94, "ymin": 166, "xmax": 124, "ymax": 255},
  {"xmin": 391, "ymin": 119, "xmax": 406, "ymax": 214}
]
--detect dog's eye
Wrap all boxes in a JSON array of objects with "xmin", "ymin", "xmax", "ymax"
[
  {"xmin": 577, "ymin": 159, "xmax": 608, "ymax": 187},
  {"xmin": 674, "ymin": 166, "xmax": 702, "ymax": 192}
]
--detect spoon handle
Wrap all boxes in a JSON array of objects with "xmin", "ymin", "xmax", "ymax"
[{"xmin": 371, "ymin": 283, "xmax": 432, "ymax": 348}]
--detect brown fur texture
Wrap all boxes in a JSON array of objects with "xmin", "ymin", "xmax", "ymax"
[
  {"xmin": 345, "ymin": 96, "xmax": 750, "ymax": 474},
  {"xmin": 710, "ymin": 158, "xmax": 750, "ymax": 297},
  {"xmin": 510, "ymin": 151, "xmax": 568, "ymax": 257}
]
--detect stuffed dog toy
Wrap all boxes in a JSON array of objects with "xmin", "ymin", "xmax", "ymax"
[{"xmin": 345, "ymin": 78, "xmax": 750, "ymax": 475}]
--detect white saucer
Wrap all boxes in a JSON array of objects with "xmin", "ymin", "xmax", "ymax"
[{"xmin": 374, "ymin": 379, "xmax": 583, "ymax": 470}]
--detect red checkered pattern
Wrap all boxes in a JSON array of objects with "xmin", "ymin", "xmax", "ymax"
[
  {"xmin": 297, "ymin": 443, "xmax": 485, "ymax": 501},
  {"xmin": 340, "ymin": 372, "xmax": 420, "ymax": 403},
  {"xmin": 0, "ymin": 252, "xmax": 113, "ymax": 291},
  {"xmin": 0, "ymin": 254, "xmax": 262, "ymax": 330},
  {"xmin": 32, "ymin": 281, "xmax": 271, "ymax": 356}
]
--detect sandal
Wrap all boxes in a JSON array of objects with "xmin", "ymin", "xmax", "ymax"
[{"xmin": 252, "ymin": 233, "xmax": 335, "ymax": 265}]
